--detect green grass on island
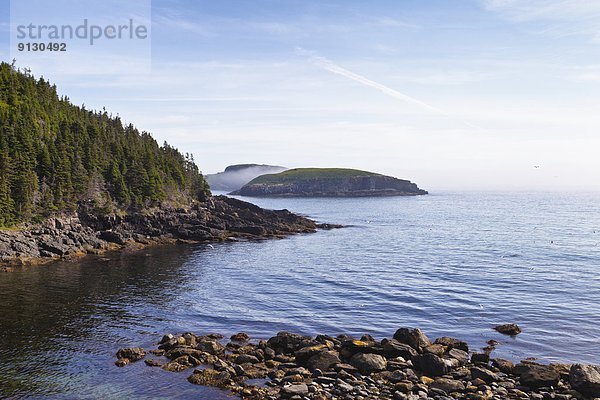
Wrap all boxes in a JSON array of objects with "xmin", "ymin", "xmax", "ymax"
[{"xmin": 248, "ymin": 168, "xmax": 381, "ymax": 185}]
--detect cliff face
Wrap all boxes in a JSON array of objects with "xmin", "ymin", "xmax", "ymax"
[
  {"xmin": 233, "ymin": 173, "xmax": 428, "ymax": 197},
  {"xmin": 205, "ymin": 164, "xmax": 287, "ymax": 192}
]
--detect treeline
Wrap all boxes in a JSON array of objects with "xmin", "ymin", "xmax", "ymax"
[{"xmin": 0, "ymin": 62, "xmax": 210, "ymax": 227}]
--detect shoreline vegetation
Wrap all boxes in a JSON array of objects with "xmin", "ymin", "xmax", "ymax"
[{"xmin": 116, "ymin": 328, "xmax": 600, "ymax": 400}]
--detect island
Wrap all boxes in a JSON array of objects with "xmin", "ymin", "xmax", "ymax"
[
  {"xmin": 205, "ymin": 164, "xmax": 287, "ymax": 192},
  {"xmin": 230, "ymin": 168, "xmax": 428, "ymax": 197}
]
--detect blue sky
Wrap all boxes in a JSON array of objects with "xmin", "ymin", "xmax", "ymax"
[{"xmin": 1, "ymin": 0, "xmax": 600, "ymax": 190}]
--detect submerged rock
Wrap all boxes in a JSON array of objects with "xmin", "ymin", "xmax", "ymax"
[{"xmin": 494, "ymin": 323, "xmax": 522, "ymax": 336}]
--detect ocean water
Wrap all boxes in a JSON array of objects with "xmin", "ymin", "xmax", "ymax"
[{"xmin": 0, "ymin": 191, "xmax": 599, "ymax": 399}]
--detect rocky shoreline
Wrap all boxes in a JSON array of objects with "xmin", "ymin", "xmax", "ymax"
[
  {"xmin": 1, "ymin": 195, "xmax": 332, "ymax": 268},
  {"xmin": 116, "ymin": 328, "xmax": 600, "ymax": 400}
]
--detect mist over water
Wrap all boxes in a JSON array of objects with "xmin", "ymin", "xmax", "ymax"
[
  {"xmin": 1, "ymin": 191, "xmax": 599, "ymax": 399},
  {"xmin": 205, "ymin": 165, "xmax": 287, "ymax": 192}
]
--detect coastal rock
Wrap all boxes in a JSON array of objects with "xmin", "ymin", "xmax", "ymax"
[
  {"xmin": 471, "ymin": 366, "xmax": 499, "ymax": 384},
  {"xmin": 430, "ymin": 378, "xmax": 466, "ymax": 393},
  {"xmin": 187, "ymin": 369, "xmax": 231, "ymax": 388},
  {"xmin": 412, "ymin": 353, "xmax": 448, "ymax": 377},
  {"xmin": 434, "ymin": 337, "xmax": 469, "ymax": 352},
  {"xmin": 494, "ymin": 324, "xmax": 522, "ymax": 336},
  {"xmin": 569, "ymin": 364, "xmax": 600, "ymax": 397},
  {"xmin": 281, "ymin": 383, "xmax": 309, "ymax": 396},
  {"xmin": 382, "ymin": 339, "xmax": 418, "ymax": 359},
  {"xmin": 492, "ymin": 358, "xmax": 515, "ymax": 374},
  {"xmin": 518, "ymin": 364, "xmax": 560, "ymax": 389},
  {"xmin": 268, "ymin": 332, "xmax": 314, "ymax": 354},
  {"xmin": 448, "ymin": 348, "xmax": 469, "ymax": 366},
  {"xmin": 350, "ymin": 353, "xmax": 387, "ymax": 375},
  {"xmin": 393, "ymin": 328, "xmax": 431, "ymax": 351},
  {"xmin": 1, "ymin": 195, "xmax": 322, "ymax": 266},
  {"xmin": 230, "ymin": 332, "xmax": 250, "ymax": 342},
  {"xmin": 125, "ymin": 328, "xmax": 600, "ymax": 400},
  {"xmin": 306, "ymin": 351, "xmax": 340, "ymax": 372},
  {"xmin": 116, "ymin": 347, "xmax": 146, "ymax": 362}
]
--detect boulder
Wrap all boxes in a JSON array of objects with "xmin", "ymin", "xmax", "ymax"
[
  {"xmin": 430, "ymin": 378, "xmax": 466, "ymax": 394},
  {"xmin": 471, "ymin": 366, "xmax": 499, "ymax": 384},
  {"xmin": 412, "ymin": 353, "xmax": 448, "ymax": 377},
  {"xmin": 492, "ymin": 358, "xmax": 515, "ymax": 374},
  {"xmin": 381, "ymin": 339, "xmax": 418, "ymax": 359},
  {"xmin": 267, "ymin": 331, "xmax": 313, "ymax": 354},
  {"xmin": 281, "ymin": 383, "xmax": 309, "ymax": 396},
  {"xmin": 230, "ymin": 332, "xmax": 250, "ymax": 342},
  {"xmin": 188, "ymin": 369, "xmax": 231, "ymax": 388},
  {"xmin": 569, "ymin": 364, "xmax": 600, "ymax": 397},
  {"xmin": 494, "ymin": 324, "xmax": 522, "ymax": 336},
  {"xmin": 196, "ymin": 339, "xmax": 224, "ymax": 355},
  {"xmin": 393, "ymin": 328, "xmax": 431, "ymax": 351},
  {"xmin": 306, "ymin": 351, "xmax": 340, "ymax": 372},
  {"xmin": 116, "ymin": 347, "xmax": 146, "ymax": 362},
  {"xmin": 518, "ymin": 364, "xmax": 560, "ymax": 389},
  {"xmin": 434, "ymin": 337, "xmax": 469, "ymax": 352},
  {"xmin": 350, "ymin": 353, "xmax": 387, "ymax": 375},
  {"xmin": 234, "ymin": 354, "xmax": 259, "ymax": 364},
  {"xmin": 448, "ymin": 348, "xmax": 469, "ymax": 366}
]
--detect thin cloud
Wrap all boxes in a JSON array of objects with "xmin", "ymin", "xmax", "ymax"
[
  {"xmin": 297, "ymin": 48, "xmax": 484, "ymax": 130},
  {"xmin": 484, "ymin": 0, "xmax": 600, "ymax": 41}
]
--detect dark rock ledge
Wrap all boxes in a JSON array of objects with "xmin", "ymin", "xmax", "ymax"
[
  {"xmin": 1, "ymin": 195, "xmax": 337, "ymax": 268},
  {"xmin": 117, "ymin": 328, "xmax": 600, "ymax": 400}
]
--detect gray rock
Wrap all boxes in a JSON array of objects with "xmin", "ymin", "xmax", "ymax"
[
  {"xmin": 393, "ymin": 328, "xmax": 431, "ymax": 351},
  {"xmin": 196, "ymin": 339, "xmax": 224, "ymax": 355},
  {"xmin": 494, "ymin": 323, "xmax": 522, "ymax": 336},
  {"xmin": 518, "ymin": 364, "xmax": 560, "ymax": 389},
  {"xmin": 281, "ymin": 383, "xmax": 309, "ymax": 396},
  {"xmin": 471, "ymin": 366, "xmax": 499, "ymax": 384},
  {"xmin": 306, "ymin": 351, "xmax": 340, "ymax": 372},
  {"xmin": 430, "ymin": 378, "xmax": 465, "ymax": 393},
  {"xmin": 569, "ymin": 364, "xmax": 600, "ymax": 397},
  {"xmin": 434, "ymin": 337, "xmax": 469, "ymax": 352},
  {"xmin": 448, "ymin": 348, "xmax": 469, "ymax": 365},
  {"xmin": 234, "ymin": 354, "xmax": 259, "ymax": 364},
  {"xmin": 412, "ymin": 353, "xmax": 448, "ymax": 377},
  {"xmin": 116, "ymin": 347, "xmax": 146, "ymax": 362},
  {"xmin": 350, "ymin": 353, "xmax": 387, "ymax": 375},
  {"xmin": 382, "ymin": 339, "xmax": 418, "ymax": 359}
]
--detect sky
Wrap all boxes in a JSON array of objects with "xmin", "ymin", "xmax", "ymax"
[{"xmin": 1, "ymin": 0, "xmax": 599, "ymax": 191}]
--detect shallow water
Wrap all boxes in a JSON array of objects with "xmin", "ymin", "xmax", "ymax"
[{"xmin": 1, "ymin": 191, "xmax": 599, "ymax": 399}]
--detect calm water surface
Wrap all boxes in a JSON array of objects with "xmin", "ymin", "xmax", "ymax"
[{"xmin": 1, "ymin": 191, "xmax": 599, "ymax": 399}]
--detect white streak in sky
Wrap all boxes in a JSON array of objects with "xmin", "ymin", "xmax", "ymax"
[{"xmin": 298, "ymin": 48, "xmax": 484, "ymax": 131}]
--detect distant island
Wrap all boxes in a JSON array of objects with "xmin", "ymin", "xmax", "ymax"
[
  {"xmin": 231, "ymin": 168, "xmax": 428, "ymax": 197},
  {"xmin": 205, "ymin": 164, "xmax": 287, "ymax": 192}
]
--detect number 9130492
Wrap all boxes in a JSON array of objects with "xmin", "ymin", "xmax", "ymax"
[{"xmin": 17, "ymin": 42, "xmax": 67, "ymax": 52}]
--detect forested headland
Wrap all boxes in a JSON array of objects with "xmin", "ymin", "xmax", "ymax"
[{"xmin": 0, "ymin": 61, "xmax": 210, "ymax": 227}]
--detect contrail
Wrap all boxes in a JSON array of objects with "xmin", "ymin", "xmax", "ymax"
[{"xmin": 298, "ymin": 48, "xmax": 483, "ymax": 130}]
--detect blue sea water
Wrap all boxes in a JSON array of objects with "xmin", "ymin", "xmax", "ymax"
[{"xmin": 0, "ymin": 191, "xmax": 599, "ymax": 399}]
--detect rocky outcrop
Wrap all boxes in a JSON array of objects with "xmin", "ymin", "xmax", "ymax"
[
  {"xmin": 0, "ymin": 195, "xmax": 330, "ymax": 267},
  {"xmin": 232, "ymin": 168, "xmax": 428, "ymax": 197},
  {"xmin": 205, "ymin": 164, "xmax": 287, "ymax": 192},
  {"xmin": 120, "ymin": 328, "xmax": 596, "ymax": 400}
]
